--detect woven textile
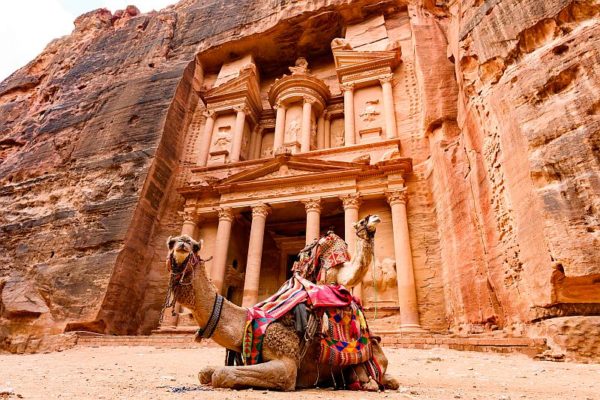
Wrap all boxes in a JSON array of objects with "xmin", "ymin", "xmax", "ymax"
[
  {"xmin": 242, "ymin": 275, "xmax": 354, "ymax": 365},
  {"xmin": 318, "ymin": 304, "xmax": 373, "ymax": 366},
  {"xmin": 292, "ymin": 232, "xmax": 350, "ymax": 283},
  {"xmin": 243, "ymin": 277, "xmax": 308, "ymax": 365}
]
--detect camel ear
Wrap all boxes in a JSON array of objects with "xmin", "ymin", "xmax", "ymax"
[
  {"xmin": 192, "ymin": 239, "xmax": 202, "ymax": 254},
  {"xmin": 167, "ymin": 236, "xmax": 176, "ymax": 250}
]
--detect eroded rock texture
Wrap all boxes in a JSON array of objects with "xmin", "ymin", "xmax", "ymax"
[{"xmin": 0, "ymin": 0, "xmax": 598, "ymax": 359}]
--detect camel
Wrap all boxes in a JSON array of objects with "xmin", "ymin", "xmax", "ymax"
[{"xmin": 165, "ymin": 214, "xmax": 399, "ymax": 391}]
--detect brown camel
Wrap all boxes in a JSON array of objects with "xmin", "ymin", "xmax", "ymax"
[{"xmin": 165, "ymin": 215, "xmax": 398, "ymax": 391}]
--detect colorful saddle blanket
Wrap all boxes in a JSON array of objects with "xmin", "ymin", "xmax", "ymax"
[
  {"xmin": 242, "ymin": 274, "xmax": 377, "ymax": 375},
  {"xmin": 292, "ymin": 232, "xmax": 350, "ymax": 283},
  {"xmin": 243, "ymin": 274, "xmax": 355, "ymax": 364}
]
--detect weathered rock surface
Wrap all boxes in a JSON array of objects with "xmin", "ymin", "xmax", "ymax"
[{"xmin": 0, "ymin": 0, "xmax": 598, "ymax": 361}]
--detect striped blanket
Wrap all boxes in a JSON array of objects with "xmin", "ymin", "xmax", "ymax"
[{"xmin": 243, "ymin": 275, "xmax": 356, "ymax": 364}]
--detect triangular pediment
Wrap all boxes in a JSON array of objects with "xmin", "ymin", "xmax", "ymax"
[
  {"xmin": 218, "ymin": 154, "xmax": 367, "ymax": 187},
  {"xmin": 332, "ymin": 48, "xmax": 401, "ymax": 82},
  {"xmin": 203, "ymin": 67, "xmax": 262, "ymax": 113}
]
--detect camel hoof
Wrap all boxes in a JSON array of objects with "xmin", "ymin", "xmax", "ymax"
[
  {"xmin": 382, "ymin": 374, "xmax": 400, "ymax": 390},
  {"xmin": 362, "ymin": 377, "xmax": 379, "ymax": 392},
  {"xmin": 198, "ymin": 366, "xmax": 216, "ymax": 384}
]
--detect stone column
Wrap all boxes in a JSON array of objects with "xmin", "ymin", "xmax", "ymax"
[
  {"xmin": 180, "ymin": 209, "xmax": 198, "ymax": 237},
  {"xmin": 242, "ymin": 203, "xmax": 270, "ymax": 307},
  {"xmin": 211, "ymin": 207, "xmax": 234, "ymax": 294},
  {"xmin": 386, "ymin": 190, "xmax": 421, "ymax": 330},
  {"xmin": 301, "ymin": 96, "xmax": 314, "ymax": 153},
  {"xmin": 253, "ymin": 128, "xmax": 263, "ymax": 159},
  {"xmin": 248, "ymin": 126, "xmax": 259, "ymax": 161},
  {"xmin": 198, "ymin": 109, "xmax": 216, "ymax": 167},
  {"xmin": 324, "ymin": 113, "xmax": 331, "ymax": 149},
  {"xmin": 380, "ymin": 74, "xmax": 398, "ymax": 140},
  {"xmin": 317, "ymin": 111, "xmax": 325, "ymax": 150},
  {"xmin": 230, "ymin": 106, "xmax": 247, "ymax": 162},
  {"xmin": 273, "ymin": 102, "xmax": 286, "ymax": 153},
  {"xmin": 342, "ymin": 83, "xmax": 355, "ymax": 146},
  {"xmin": 303, "ymin": 198, "xmax": 321, "ymax": 245},
  {"xmin": 341, "ymin": 194, "xmax": 363, "ymax": 298}
]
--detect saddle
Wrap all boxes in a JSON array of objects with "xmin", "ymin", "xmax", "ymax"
[{"xmin": 238, "ymin": 233, "xmax": 383, "ymax": 389}]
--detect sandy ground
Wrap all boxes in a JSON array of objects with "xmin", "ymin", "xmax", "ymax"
[{"xmin": 0, "ymin": 345, "xmax": 599, "ymax": 400}]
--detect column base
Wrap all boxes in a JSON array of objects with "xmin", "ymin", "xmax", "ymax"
[{"xmin": 399, "ymin": 324, "xmax": 426, "ymax": 333}]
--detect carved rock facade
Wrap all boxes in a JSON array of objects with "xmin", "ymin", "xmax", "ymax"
[{"xmin": 0, "ymin": 0, "xmax": 598, "ymax": 360}]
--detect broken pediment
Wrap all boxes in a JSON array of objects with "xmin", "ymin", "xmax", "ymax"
[
  {"xmin": 202, "ymin": 66, "xmax": 262, "ymax": 116},
  {"xmin": 332, "ymin": 46, "xmax": 401, "ymax": 86}
]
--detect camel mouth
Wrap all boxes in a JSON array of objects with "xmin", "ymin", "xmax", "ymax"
[{"xmin": 367, "ymin": 215, "xmax": 381, "ymax": 229}]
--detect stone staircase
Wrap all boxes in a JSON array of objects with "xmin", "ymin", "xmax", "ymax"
[{"xmin": 74, "ymin": 330, "xmax": 547, "ymax": 357}]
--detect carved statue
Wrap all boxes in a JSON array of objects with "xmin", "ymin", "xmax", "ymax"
[
  {"xmin": 286, "ymin": 119, "xmax": 300, "ymax": 142},
  {"xmin": 331, "ymin": 37, "xmax": 353, "ymax": 50},
  {"xmin": 289, "ymin": 57, "xmax": 309, "ymax": 75},
  {"xmin": 164, "ymin": 215, "xmax": 398, "ymax": 391}
]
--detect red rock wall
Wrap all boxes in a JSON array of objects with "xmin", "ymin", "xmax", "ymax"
[
  {"xmin": 1, "ymin": 0, "xmax": 598, "ymax": 354},
  {"xmin": 430, "ymin": 0, "xmax": 600, "ymax": 333}
]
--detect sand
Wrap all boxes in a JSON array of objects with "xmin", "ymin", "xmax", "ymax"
[{"xmin": 0, "ymin": 346, "xmax": 598, "ymax": 400}]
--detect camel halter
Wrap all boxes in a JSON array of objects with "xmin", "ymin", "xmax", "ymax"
[{"xmin": 196, "ymin": 293, "xmax": 224, "ymax": 340}]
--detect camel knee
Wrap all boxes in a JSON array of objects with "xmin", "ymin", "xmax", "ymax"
[
  {"xmin": 382, "ymin": 374, "xmax": 399, "ymax": 390},
  {"xmin": 198, "ymin": 366, "xmax": 216, "ymax": 385}
]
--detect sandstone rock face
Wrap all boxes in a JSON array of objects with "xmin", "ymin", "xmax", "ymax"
[
  {"xmin": 0, "ymin": 0, "xmax": 598, "ymax": 360},
  {"xmin": 438, "ymin": 0, "xmax": 600, "ymax": 337}
]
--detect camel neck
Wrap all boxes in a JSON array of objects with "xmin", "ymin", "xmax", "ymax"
[{"xmin": 176, "ymin": 260, "xmax": 247, "ymax": 351}]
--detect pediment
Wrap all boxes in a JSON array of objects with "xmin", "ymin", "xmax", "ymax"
[
  {"xmin": 333, "ymin": 49, "xmax": 401, "ymax": 82},
  {"xmin": 218, "ymin": 154, "xmax": 366, "ymax": 187},
  {"xmin": 203, "ymin": 67, "xmax": 262, "ymax": 113}
]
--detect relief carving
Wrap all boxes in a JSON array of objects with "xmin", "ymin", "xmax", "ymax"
[
  {"xmin": 286, "ymin": 119, "xmax": 300, "ymax": 142},
  {"xmin": 261, "ymin": 145, "xmax": 273, "ymax": 158},
  {"xmin": 363, "ymin": 258, "xmax": 397, "ymax": 292},
  {"xmin": 213, "ymin": 126, "xmax": 232, "ymax": 149},
  {"xmin": 333, "ymin": 126, "xmax": 345, "ymax": 147},
  {"xmin": 359, "ymin": 99, "xmax": 381, "ymax": 122}
]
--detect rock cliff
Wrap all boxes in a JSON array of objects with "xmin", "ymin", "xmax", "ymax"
[{"xmin": 0, "ymin": 0, "xmax": 598, "ymax": 359}]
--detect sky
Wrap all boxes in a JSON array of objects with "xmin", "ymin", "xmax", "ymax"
[{"xmin": 0, "ymin": 0, "xmax": 177, "ymax": 82}]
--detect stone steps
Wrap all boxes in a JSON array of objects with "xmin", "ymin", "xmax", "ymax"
[
  {"xmin": 74, "ymin": 331, "xmax": 547, "ymax": 356},
  {"xmin": 75, "ymin": 333, "xmax": 214, "ymax": 349},
  {"xmin": 379, "ymin": 334, "xmax": 547, "ymax": 356}
]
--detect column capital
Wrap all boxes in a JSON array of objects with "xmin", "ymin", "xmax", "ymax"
[
  {"xmin": 340, "ymin": 82, "xmax": 355, "ymax": 92},
  {"xmin": 379, "ymin": 73, "xmax": 394, "ymax": 85},
  {"xmin": 322, "ymin": 110, "xmax": 330, "ymax": 120},
  {"xmin": 302, "ymin": 95, "xmax": 317, "ymax": 105},
  {"xmin": 202, "ymin": 108, "xmax": 216, "ymax": 119},
  {"xmin": 179, "ymin": 208, "xmax": 198, "ymax": 223},
  {"xmin": 217, "ymin": 207, "xmax": 234, "ymax": 222},
  {"xmin": 302, "ymin": 198, "xmax": 321, "ymax": 213},
  {"xmin": 274, "ymin": 100, "xmax": 286, "ymax": 110},
  {"xmin": 233, "ymin": 104, "xmax": 250, "ymax": 114},
  {"xmin": 251, "ymin": 203, "xmax": 271, "ymax": 219},
  {"xmin": 340, "ymin": 193, "xmax": 361, "ymax": 210},
  {"xmin": 386, "ymin": 189, "xmax": 408, "ymax": 206}
]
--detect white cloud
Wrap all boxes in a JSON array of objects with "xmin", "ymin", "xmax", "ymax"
[{"xmin": 0, "ymin": 0, "xmax": 177, "ymax": 82}]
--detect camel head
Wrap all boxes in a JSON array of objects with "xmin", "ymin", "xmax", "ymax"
[
  {"xmin": 354, "ymin": 214, "xmax": 381, "ymax": 239},
  {"xmin": 167, "ymin": 234, "xmax": 202, "ymax": 266}
]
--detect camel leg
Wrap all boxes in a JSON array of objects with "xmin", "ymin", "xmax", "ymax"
[{"xmin": 204, "ymin": 357, "xmax": 297, "ymax": 391}]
